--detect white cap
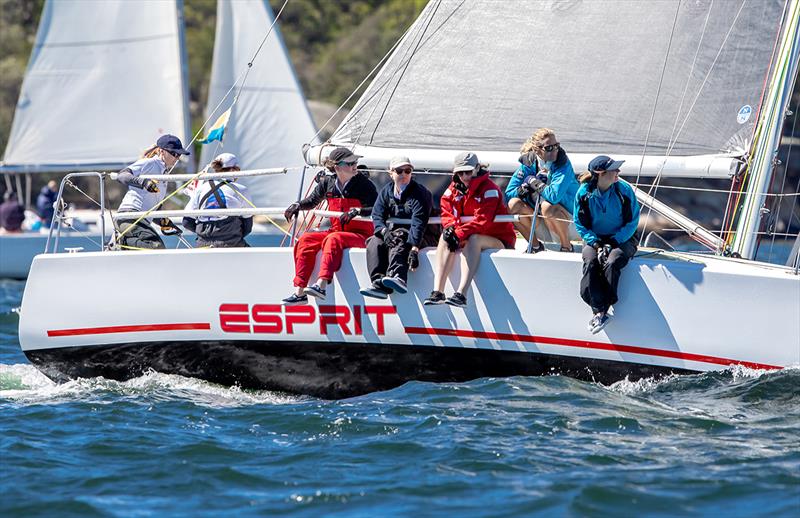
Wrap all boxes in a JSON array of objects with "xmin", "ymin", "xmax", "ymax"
[
  {"xmin": 389, "ymin": 156, "xmax": 413, "ymax": 170},
  {"xmin": 214, "ymin": 152, "xmax": 239, "ymax": 168}
]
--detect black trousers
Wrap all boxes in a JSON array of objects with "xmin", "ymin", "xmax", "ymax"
[
  {"xmin": 118, "ymin": 221, "xmax": 165, "ymax": 250},
  {"xmin": 366, "ymin": 234, "xmax": 412, "ymax": 283},
  {"xmin": 580, "ymin": 237, "xmax": 637, "ymax": 314}
]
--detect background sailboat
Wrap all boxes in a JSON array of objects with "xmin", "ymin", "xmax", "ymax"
[{"xmin": 199, "ymin": 0, "xmax": 318, "ymax": 209}]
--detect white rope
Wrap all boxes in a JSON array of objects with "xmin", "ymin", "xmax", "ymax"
[{"xmin": 134, "ymin": 168, "xmax": 287, "ymax": 181}]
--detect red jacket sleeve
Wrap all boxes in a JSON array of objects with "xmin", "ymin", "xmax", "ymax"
[
  {"xmin": 454, "ymin": 185, "xmax": 501, "ymax": 241},
  {"xmin": 439, "ymin": 187, "xmax": 457, "ymax": 229}
]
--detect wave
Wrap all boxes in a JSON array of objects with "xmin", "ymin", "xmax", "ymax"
[{"xmin": 0, "ymin": 363, "xmax": 301, "ymax": 407}]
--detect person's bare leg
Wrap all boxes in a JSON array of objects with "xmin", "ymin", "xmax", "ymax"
[
  {"xmin": 457, "ymin": 234, "xmax": 504, "ymax": 295},
  {"xmin": 433, "ymin": 236, "xmax": 457, "ymax": 293},
  {"xmin": 508, "ymin": 197, "xmax": 538, "ymax": 246},
  {"xmin": 541, "ymin": 201, "xmax": 571, "ymax": 249}
]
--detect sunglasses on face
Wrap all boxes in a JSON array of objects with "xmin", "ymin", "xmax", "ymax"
[
  {"xmin": 456, "ymin": 169, "xmax": 473, "ymax": 176},
  {"xmin": 337, "ymin": 160, "xmax": 357, "ymax": 167},
  {"xmin": 393, "ymin": 167, "xmax": 412, "ymax": 175},
  {"xmin": 163, "ymin": 149, "xmax": 180, "ymax": 158},
  {"xmin": 540, "ymin": 143, "xmax": 560, "ymax": 152}
]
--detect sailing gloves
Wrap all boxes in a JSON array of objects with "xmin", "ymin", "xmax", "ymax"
[
  {"xmin": 339, "ymin": 207, "xmax": 360, "ymax": 226},
  {"xmin": 408, "ymin": 249, "xmax": 419, "ymax": 270},
  {"xmin": 517, "ymin": 173, "xmax": 547, "ymax": 199},
  {"xmin": 284, "ymin": 202, "xmax": 300, "ymax": 222},
  {"xmin": 596, "ymin": 244, "xmax": 613, "ymax": 266},
  {"xmin": 443, "ymin": 225, "xmax": 460, "ymax": 252},
  {"xmin": 158, "ymin": 218, "xmax": 180, "ymax": 236}
]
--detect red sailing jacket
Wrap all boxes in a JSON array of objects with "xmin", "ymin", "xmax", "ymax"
[
  {"xmin": 440, "ymin": 171, "xmax": 516, "ymax": 248},
  {"xmin": 299, "ymin": 171, "xmax": 377, "ymax": 237}
]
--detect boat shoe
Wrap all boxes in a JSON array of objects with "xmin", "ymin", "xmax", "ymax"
[
  {"xmin": 381, "ymin": 275, "xmax": 407, "ymax": 294},
  {"xmin": 303, "ymin": 284, "xmax": 327, "ymax": 300},
  {"xmin": 360, "ymin": 282, "xmax": 392, "ymax": 300},
  {"xmin": 282, "ymin": 293, "xmax": 308, "ymax": 305}
]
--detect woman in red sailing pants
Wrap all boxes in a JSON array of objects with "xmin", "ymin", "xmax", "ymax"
[{"xmin": 282, "ymin": 147, "xmax": 378, "ymax": 304}]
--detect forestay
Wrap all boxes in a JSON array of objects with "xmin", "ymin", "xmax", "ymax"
[
  {"xmin": 1, "ymin": 0, "xmax": 191, "ymax": 173},
  {"xmin": 200, "ymin": 0, "xmax": 318, "ymax": 208},
  {"xmin": 333, "ymin": 0, "xmax": 785, "ymax": 161}
]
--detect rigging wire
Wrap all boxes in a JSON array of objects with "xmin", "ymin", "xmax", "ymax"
[{"xmin": 115, "ymin": 0, "xmax": 292, "ymax": 243}]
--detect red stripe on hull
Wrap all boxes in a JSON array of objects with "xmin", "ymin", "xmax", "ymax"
[
  {"xmin": 403, "ymin": 326, "xmax": 781, "ymax": 371},
  {"xmin": 47, "ymin": 323, "xmax": 211, "ymax": 337}
]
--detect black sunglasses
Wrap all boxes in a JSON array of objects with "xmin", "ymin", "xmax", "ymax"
[
  {"xmin": 541, "ymin": 143, "xmax": 560, "ymax": 152},
  {"xmin": 394, "ymin": 167, "xmax": 412, "ymax": 175},
  {"xmin": 164, "ymin": 149, "xmax": 180, "ymax": 158}
]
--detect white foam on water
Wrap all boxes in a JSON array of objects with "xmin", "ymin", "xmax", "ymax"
[{"xmin": 0, "ymin": 364, "xmax": 302, "ymax": 407}]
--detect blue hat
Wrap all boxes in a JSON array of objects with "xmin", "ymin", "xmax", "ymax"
[
  {"xmin": 157, "ymin": 134, "xmax": 190, "ymax": 155},
  {"xmin": 588, "ymin": 155, "xmax": 624, "ymax": 173}
]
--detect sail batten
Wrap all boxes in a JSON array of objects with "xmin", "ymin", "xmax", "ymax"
[
  {"xmin": 333, "ymin": 0, "xmax": 786, "ymax": 158},
  {"xmin": 1, "ymin": 0, "xmax": 191, "ymax": 173}
]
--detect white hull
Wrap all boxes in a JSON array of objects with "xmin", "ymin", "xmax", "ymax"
[
  {"xmin": 0, "ymin": 231, "xmax": 284, "ymax": 279},
  {"xmin": 18, "ymin": 247, "xmax": 800, "ymax": 397}
]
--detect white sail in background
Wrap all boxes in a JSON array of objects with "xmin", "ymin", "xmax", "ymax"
[
  {"xmin": 200, "ymin": 0, "xmax": 317, "ymax": 207},
  {"xmin": 332, "ymin": 0, "xmax": 786, "ymax": 174},
  {"xmin": 1, "ymin": 0, "xmax": 192, "ymax": 173}
]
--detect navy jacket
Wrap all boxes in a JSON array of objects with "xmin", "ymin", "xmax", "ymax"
[{"xmin": 372, "ymin": 179, "xmax": 433, "ymax": 247}]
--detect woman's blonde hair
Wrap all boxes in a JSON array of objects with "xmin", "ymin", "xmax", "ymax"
[
  {"xmin": 520, "ymin": 128, "xmax": 556, "ymax": 154},
  {"xmin": 141, "ymin": 145, "xmax": 160, "ymax": 158}
]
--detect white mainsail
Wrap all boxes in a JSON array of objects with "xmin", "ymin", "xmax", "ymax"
[
  {"xmin": 324, "ymin": 0, "xmax": 786, "ymax": 178},
  {"xmin": 0, "ymin": 0, "xmax": 192, "ymax": 173},
  {"xmin": 199, "ymin": 0, "xmax": 318, "ymax": 207}
]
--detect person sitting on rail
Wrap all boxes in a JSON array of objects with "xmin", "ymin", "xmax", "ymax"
[
  {"xmin": 360, "ymin": 156, "xmax": 435, "ymax": 299},
  {"xmin": 114, "ymin": 134, "xmax": 190, "ymax": 250},
  {"xmin": 282, "ymin": 147, "xmax": 377, "ymax": 305},
  {"xmin": 423, "ymin": 152, "xmax": 516, "ymax": 308},
  {"xmin": 574, "ymin": 155, "xmax": 641, "ymax": 334},
  {"xmin": 504, "ymin": 128, "xmax": 579, "ymax": 252},
  {"xmin": 182, "ymin": 153, "xmax": 252, "ymax": 248}
]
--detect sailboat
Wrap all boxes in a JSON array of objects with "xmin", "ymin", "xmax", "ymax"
[
  {"xmin": 0, "ymin": 0, "xmax": 315, "ymax": 277},
  {"xmin": 16, "ymin": 0, "xmax": 800, "ymax": 399}
]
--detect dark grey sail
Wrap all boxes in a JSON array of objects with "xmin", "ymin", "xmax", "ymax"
[{"xmin": 333, "ymin": 0, "xmax": 787, "ymax": 158}]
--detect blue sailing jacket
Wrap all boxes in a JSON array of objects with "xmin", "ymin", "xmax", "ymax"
[
  {"xmin": 573, "ymin": 179, "xmax": 640, "ymax": 246},
  {"xmin": 504, "ymin": 148, "xmax": 579, "ymax": 213}
]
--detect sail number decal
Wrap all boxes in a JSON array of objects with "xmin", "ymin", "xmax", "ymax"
[{"xmin": 218, "ymin": 304, "xmax": 398, "ymax": 336}]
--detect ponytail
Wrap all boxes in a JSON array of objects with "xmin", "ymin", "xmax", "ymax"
[{"xmin": 141, "ymin": 145, "xmax": 159, "ymax": 159}]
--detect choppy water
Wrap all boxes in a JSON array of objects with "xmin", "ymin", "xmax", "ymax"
[{"xmin": 1, "ymin": 279, "xmax": 798, "ymax": 516}]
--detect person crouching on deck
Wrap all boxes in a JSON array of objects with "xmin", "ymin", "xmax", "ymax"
[
  {"xmin": 282, "ymin": 147, "xmax": 378, "ymax": 305},
  {"xmin": 115, "ymin": 134, "xmax": 190, "ymax": 250},
  {"xmin": 423, "ymin": 152, "xmax": 516, "ymax": 308},
  {"xmin": 574, "ymin": 155, "xmax": 641, "ymax": 334},
  {"xmin": 505, "ymin": 128, "xmax": 579, "ymax": 252},
  {"xmin": 359, "ymin": 156, "xmax": 434, "ymax": 299},
  {"xmin": 182, "ymin": 153, "xmax": 253, "ymax": 248}
]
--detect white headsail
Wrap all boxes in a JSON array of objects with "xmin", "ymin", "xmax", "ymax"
[
  {"xmin": 199, "ymin": 0, "xmax": 318, "ymax": 208},
  {"xmin": 319, "ymin": 0, "xmax": 787, "ymax": 178},
  {"xmin": 0, "ymin": 0, "xmax": 192, "ymax": 173}
]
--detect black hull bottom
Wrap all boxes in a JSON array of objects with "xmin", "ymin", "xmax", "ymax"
[{"xmin": 25, "ymin": 340, "xmax": 695, "ymax": 399}]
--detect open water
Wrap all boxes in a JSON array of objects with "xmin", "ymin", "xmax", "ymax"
[{"xmin": 1, "ymin": 278, "xmax": 798, "ymax": 516}]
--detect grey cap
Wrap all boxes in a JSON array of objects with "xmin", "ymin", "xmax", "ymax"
[
  {"xmin": 453, "ymin": 151, "xmax": 480, "ymax": 172},
  {"xmin": 389, "ymin": 156, "xmax": 413, "ymax": 170}
]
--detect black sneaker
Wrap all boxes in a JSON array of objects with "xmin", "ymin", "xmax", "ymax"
[
  {"xmin": 303, "ymin": 284, "xmax": 326, "ymax": 300},
  {"xmin": 282, "ymin": 293, "xmax": 308, "ymax": 305},
  {"xmin": 445, "ymin": 292, "xmax": 467, "ymax": 308},
  {"xmin": 423, "ymin": 290, "xmax": 446, "ymax": 305},
  {"xmin": 359, "ymin": 282, "xmax": 391, "ymax": 299}
]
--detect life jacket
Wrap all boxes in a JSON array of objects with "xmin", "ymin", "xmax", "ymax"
[{"xmin": 576, "ymin": 181, "xmax": 633, "ymax": 232}]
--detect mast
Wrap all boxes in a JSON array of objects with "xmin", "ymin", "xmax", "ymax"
[
  {"xmin": 176, "ymin": 0, "xmax": 195, "ymax": 172},
  {"xmin": 731, "ymin": 0, "xmax": 800, "ymax": 259}
]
